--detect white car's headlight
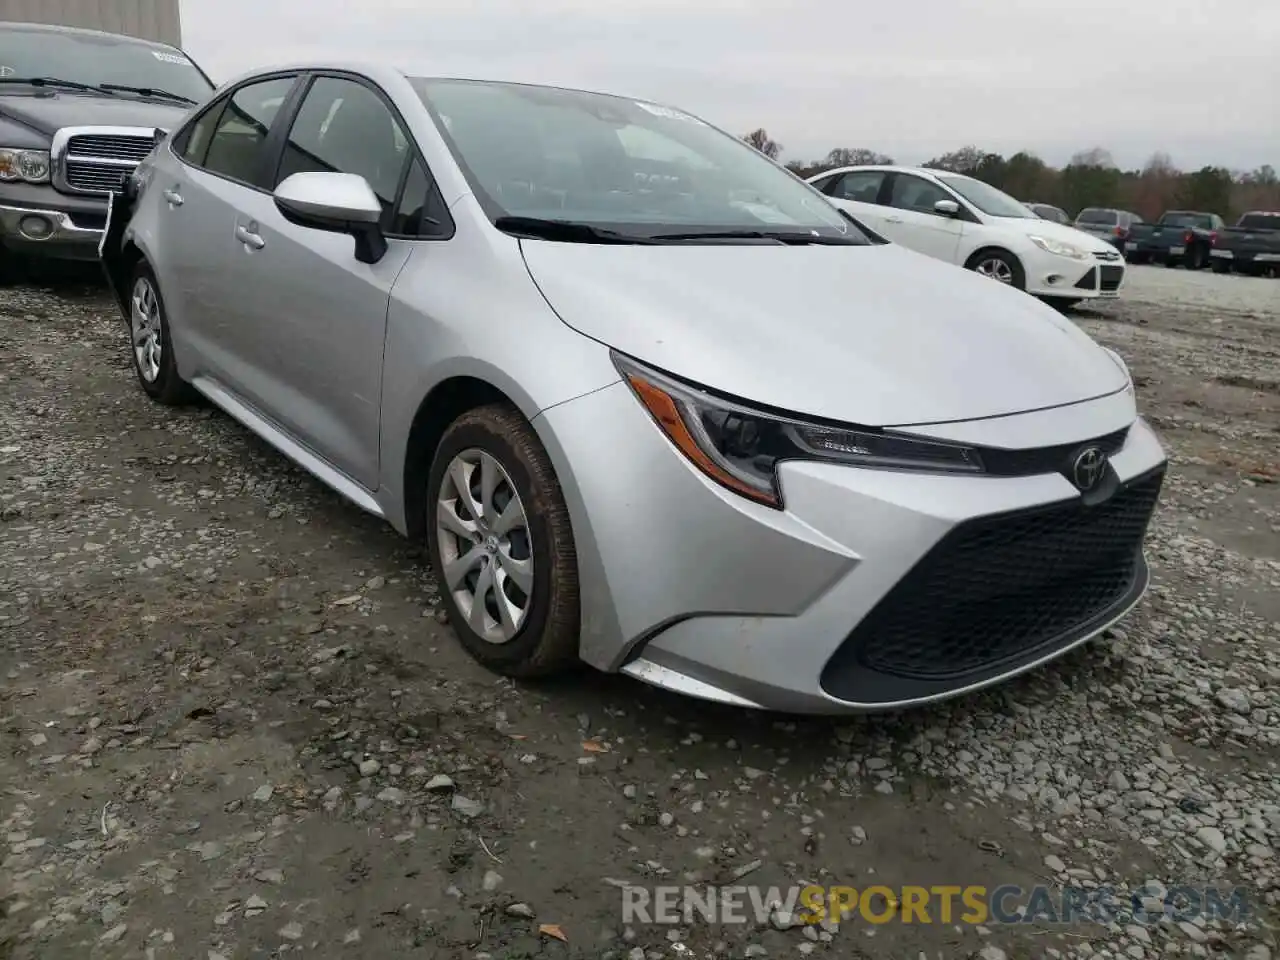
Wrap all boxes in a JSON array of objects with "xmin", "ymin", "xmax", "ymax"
[
  {"xmin": 0, "ymin": 147, "xmax": 52, "ymax": 184},
  {"xmin": 1028, "ymin": 234, "xmax": 1088, "ymax": 260},
  {"xmin": 614, "ymin": 353, "xmax": 983, "ymax": 509}
]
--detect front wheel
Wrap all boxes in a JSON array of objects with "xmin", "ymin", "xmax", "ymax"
[
  {"xmin": 966, "ymin": 249, "xmax": 1025, "ymax": 290},
  {"xmin": 426, "ymin": 404, "xmax": 580, "ymax": 677}
]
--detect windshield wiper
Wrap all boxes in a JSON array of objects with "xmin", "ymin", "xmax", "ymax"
[
  {"xmin": 98, "ymin": 83, "xmax": 197, "ymax": 105},
  {"xmin": 647, "ymin": 229, "xmax": 862, "ymax": 245},
  {"xmin": 494, "ymin": 216, "xmax": 656, "ymax": 245},
  {"xmin": 0, "ymin": 76, "xmax": 116, "ymax": 95}
]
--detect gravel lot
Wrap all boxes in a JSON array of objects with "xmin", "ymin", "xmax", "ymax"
[{"xmin": 1, "ymin": 263, "xmax": 1277, "ymax": 960}]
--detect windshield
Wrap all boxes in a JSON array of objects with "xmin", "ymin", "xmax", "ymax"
[
  {"xmin": 0, "ymin": 27, "xmax": 213, "ymax": 102},
  {"xmin": 934, "ymin": 175, "xmax": 1036, "ymax": 219},
  {"xmin": 410, "ymin": 78, "xmax": 862, "ymax": 242},
  {"xmin": 1160, "ymin": 212, "xmax": 1212, "ymax": 229},
  {"xmin": 1075, "ymin": 209, "xmax": 1117, "ymax": 225}
]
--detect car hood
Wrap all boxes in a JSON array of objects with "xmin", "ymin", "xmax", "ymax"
[
  {"xmin": 521, "ymin": 239, "xmax": 1128, "ymax": 427},
  {"xmin": 0, "ymin": 91, "xmax": 190, "ymax": 138},
  {"xmin": 1021, "ymin": 218, "xmax": 1118, "ymax": 250}
]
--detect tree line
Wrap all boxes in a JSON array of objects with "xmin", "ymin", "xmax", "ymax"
[{"xmin": 740, "ymin": 129, "xmax": 1280, "ymax": 222}]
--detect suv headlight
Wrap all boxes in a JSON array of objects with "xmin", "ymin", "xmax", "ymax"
[
  {"xmin": 0, "ymin": 147, "xmax": 51, "ymax": 184},
  {"xmin": 1028, "ymin": 234, "xmax": 1088, "ymax": 260},
  {"xmin": 614, "ymin": 353, "xmax": 983, "ymax": 509}
]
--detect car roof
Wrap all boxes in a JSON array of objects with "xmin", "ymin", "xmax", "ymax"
[
  {"xmin": 0, "ymin": 19, "xmax": 180, "ymax": 51},
  {"xmin": 216, "ymin": 61, "xmax": 646, "ymax": 105}
]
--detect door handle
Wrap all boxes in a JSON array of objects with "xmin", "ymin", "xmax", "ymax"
[
  {"xmin": 234, "ymin": 224, "xmax": 265, "ymax": 250},
  {"xmin": 884, "ymin": 215, "xmax": 903, "ymax": 223},
  {"xmin": 163, "ymin": 188, "xmax": 184, "ymax": 207}
]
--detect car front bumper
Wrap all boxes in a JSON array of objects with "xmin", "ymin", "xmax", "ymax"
[
  {"xmin": 0, "ymin": 185, "xmax": 108, "ymax": 261},
  {"xmin": 539, "ymin": 381, "xmax": 1166, "ymax": 714},
  {"xmin": 1024, "ymin": 249, "xmax": 1126, "ymax": 300}
]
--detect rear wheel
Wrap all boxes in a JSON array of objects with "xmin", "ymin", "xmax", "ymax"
[
  {"xmin": 1211, "ymin": 259, "xmax": 1232, "ymax": 274},
  {"xmin": 966, "ymin": 249, "xmax": 1025, "ymax": 290},
  {"xmin": 426, "ymin": 404, "xmax": 580, "ymax": 677},
  {"xmin": 128, "ymin": 262, "xmax": 195, "ymax": 405}
]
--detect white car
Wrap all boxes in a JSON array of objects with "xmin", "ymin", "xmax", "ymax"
[{"xmin": 808, "ymin": 165, "xmax": 1125, "ymax": 304}]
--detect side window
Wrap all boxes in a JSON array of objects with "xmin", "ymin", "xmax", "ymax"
[
  {"xmin": 201, "ymin": 76, "xmax": 297, "ymax": 185},
  {"xmin": 808, "ymin": 172, "xmax": 840, "ymax": 194},
  {"xmin": 830, "ymin": 171, "xmax": 885, "ymax": 204},
  {"xmin": 389, "ymin": 157, "xmax": 452, "ymax": 238},
  {"xmin": 888, "ymin": 174, "xmax": 951, "ymax": 215},
  {"xmin": 171, "ymin": 100, "xmax": 223, "ymax": 164},
  {"xmin": 275, "ymin": 76, "xmax": 408, "ymax": 216}
]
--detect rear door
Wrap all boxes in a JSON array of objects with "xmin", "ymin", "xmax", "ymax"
[
  {"xmin": 159, "ymin": 73, "xmax": 303, "ymax": 385},
  {"xmin": 216, "ymin": 73, "xmax": 450, "ymax": 489}
]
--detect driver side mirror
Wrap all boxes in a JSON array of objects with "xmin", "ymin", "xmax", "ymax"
[
  {"xmin": 273, "ymin": 172, "xmax": 387, "ymax": 264},
  {"xmin": 933, "ymin": 199, "xmax": 961, "ymax": 217}
]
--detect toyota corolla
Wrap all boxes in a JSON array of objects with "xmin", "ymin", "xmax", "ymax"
[{"xmin": 102, "ymin": 62, "xmax": 1167, "ymax": 713}]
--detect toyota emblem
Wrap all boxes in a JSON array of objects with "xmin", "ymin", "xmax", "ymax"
[{"xmin": 1071, "ymin": 446, "xmax": 1107, "ymax": 491}]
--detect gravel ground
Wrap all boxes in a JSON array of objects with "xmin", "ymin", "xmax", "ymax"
[{"xmin": 1, "ymin": 263, "xmax": 1277, "ymax": 960}]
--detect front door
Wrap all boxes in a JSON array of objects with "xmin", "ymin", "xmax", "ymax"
[
  {"xmin": 879, "ymin": 173, "xmax": 964, "ymax": 263},
  {"xmin": 216, "ymin": 75, "xmax": 418, "ymax": 490}
]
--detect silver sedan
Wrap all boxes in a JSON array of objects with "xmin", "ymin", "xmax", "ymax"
[{"xmin": 102, "ymin": 62, "xmax": 1167, "ymax": 713}]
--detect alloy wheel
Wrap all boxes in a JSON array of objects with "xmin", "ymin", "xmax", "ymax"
[
  {"xmin": 975, "ymin": 257, "xmax": 1014, "ymax": 284},
  {"xmin": 435, "ymin": 448, "xmax": 534, "ymax": 643},
  {"xmin": 131, "ymin": 276, "xmax": 162, "ymax": 383}
]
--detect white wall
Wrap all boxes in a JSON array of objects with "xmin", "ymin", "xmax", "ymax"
[{"xmin": 0, "ymin": 0, "xmax": 181, "ymax": 46}]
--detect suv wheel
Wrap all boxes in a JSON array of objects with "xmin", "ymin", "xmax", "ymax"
[
  {"xmin": 426, "ymin": 404, "xmax": 580, "ymax": 677},
  {"xmin": 129, "ymin": 263, "xmax": 194, "ymax": 405}
]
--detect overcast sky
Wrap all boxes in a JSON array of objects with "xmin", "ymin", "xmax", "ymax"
[{"xmin": 182, "ymin": 0, "xmax": 1278, "ymax": 172}]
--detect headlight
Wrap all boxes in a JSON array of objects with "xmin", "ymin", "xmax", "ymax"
[
  {"xmin": 0, "ymin": 147, "xmax": 52, "ymax": 183},
  {"xmin": 1028, "ymin": 235, "xmax": 1088, "ymax": 260},
  {"xmin": 614, "ymin": 353, "xmax": 983, "ymax": 509}
]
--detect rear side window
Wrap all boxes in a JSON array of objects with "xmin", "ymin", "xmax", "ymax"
[
  {"xmin": 200, "ymin": 76, "xmax": 297, "ymax": 186},
  {"xmin": 176, "ymin": 101, "xmax": 223, "ymax": 165},
  {"xmin": 830, "ymin": 170, "xmax": 886, "ymax": 204}
]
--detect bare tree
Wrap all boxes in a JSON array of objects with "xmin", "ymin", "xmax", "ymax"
[
  {"xmin": 1068, "ymin": 147, "xmax": 1116, "ymax": 169},
  {"xmin": 824, "ymin": 147, "xmax": 894, "ymax": 167},
  {"xmin": 742, "ymin": 128, "xmax": 782, "ymax": 160}
]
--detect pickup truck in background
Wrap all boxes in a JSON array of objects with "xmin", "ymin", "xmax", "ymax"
[
  {"xmin": 1124, "ymin": 210, "xmax": 1224, "ymax": 269},
  {"xmin": 1210, "ymin": 212, "xmax": 1280, "ymax": 276}
]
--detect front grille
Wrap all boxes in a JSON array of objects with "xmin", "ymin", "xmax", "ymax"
[
  {"xmin": 66, "ymin": 134, "xmax": 154, "ymax": 163},
  {"xmin": 823, "ymin": 469, "xmax": 1163, "ymax": 686},
  {"xmin": 65, "ymin": 160, "xmax": 131, "ymax": 195},
  {"xmin": 1099, "ymin": 264, "xmax": 1124, "ymax": 291},
  {"xmin": 1073, "ymin": 267, "xmax": 1098, "ymax": 290},
  {"xmin": 59, "ymin": 131, "xmax": 154, "ymax": 195}
]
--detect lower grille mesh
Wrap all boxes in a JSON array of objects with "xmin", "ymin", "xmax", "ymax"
[{"xmin": 829, "ymin": 469, "xmax": 1163, "ymax": 683}]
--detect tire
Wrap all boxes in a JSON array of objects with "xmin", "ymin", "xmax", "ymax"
[
  {"xmin": 1211, "ymin": 260, "xmax": 1232, "ymax": 274},
  {"xmin": 426, "ymin": 403, "xmax": 580, "ymax": 678},
  {"xmin": 966, "ymin": 248, "xmax": 1025, "ymax": 290},
  {"xmin": 127, "ymin": 262, "xmax": 195, "ymax": 405},
  {"xmin": 1186, "ymin": 247, "xmax": 1207, "ymax": 270}
]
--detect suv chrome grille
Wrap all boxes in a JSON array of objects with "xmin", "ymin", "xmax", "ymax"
[{"xmin": 54, "ymin": 127, "xmax": 157, "ymax": 196}]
